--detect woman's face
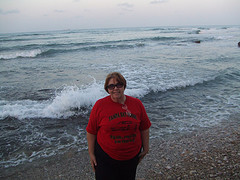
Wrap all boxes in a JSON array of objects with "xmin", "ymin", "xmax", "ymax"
[{"xmin": 107, "ymin": 78, "xmax": 125, "ymax": 102}]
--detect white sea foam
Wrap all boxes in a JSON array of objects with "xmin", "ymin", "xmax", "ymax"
[
  {"xmin": 42, "ymin": 83, "xmax": 105, "ymax": 118},
  {"xmin": 0, "ymin": 49, "xmax": 42, "ymax": 60},
  {"xmin": 0, "ymin": 82, "xmax": 106, "ymax": 120}
]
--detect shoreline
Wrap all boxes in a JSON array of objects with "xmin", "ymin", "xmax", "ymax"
[
  {"xmin": 1, "ymin": 117, "xmax": 239, "ymax": 180},
  {"xmin": 137, "ymin": 117, "xmax": 240, "ymax": 179}
]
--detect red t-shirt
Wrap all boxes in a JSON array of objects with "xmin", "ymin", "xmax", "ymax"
[{"xmin": 86, "ymin": 95, "xmax": 151, "ymax": 160}]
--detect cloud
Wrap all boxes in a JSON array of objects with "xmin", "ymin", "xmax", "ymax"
[
  {"xmin": 118, "ymin": 2, "xmax": 134, "ymax": 11},
  {"xmin": 118, "ymin": 3, "xmax": 134, "ymax": 8},
  {"xmin": 150, "ymin": 0, "xmax": 168, "ymax": 4},
  {"xmin": 0, "ymin": 8, "xmax": 20, "ymax": 15},
  {"xmin": 54, "ymin": 9, "xmax": 65, "ymax": 13}
]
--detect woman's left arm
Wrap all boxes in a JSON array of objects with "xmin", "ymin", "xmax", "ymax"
[{"xmin": 138, "ymin": 128, "xmax": 150, "ymax": 163}]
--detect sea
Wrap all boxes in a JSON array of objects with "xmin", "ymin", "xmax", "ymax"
[{"xmin": 0, "ymin": 25, "xmax": 240, "ymax": 169}]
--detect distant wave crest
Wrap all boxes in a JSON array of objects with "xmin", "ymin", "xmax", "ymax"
[
  {"xmin": 0, "ymin": 32, "xmax": 219, "ymax": 60},
  {"xmin": 0, "ymin": 35, "xmax": 181, "ymax": 59},
  {"xmin": 0, "ymin": 49, "xmax": 42, "ymax": 60}
]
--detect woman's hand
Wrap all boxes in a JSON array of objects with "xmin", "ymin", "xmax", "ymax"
[
  {"xmin": 86, "ymin": 132, "xmax": 97, "ymax": 172},
  {"xmin": 139, "ymin": 128, "xmax": 150, "ymax": 164},
  {"xmin": 138, "ymin": 149, "xmax": 149, "ymax": 164},
  {"xmin": 89, "ymin": 153, "xmax": 97, "ymax": 172}
]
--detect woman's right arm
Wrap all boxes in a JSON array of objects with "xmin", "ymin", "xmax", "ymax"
[{"xmin": 87, "ymin": 132, "xmax": 97, "ymax": 172}]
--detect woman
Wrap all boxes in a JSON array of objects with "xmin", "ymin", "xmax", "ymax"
[{"xmin": 86, "ymin": 72, "xmax": 151, "ymax": 180}]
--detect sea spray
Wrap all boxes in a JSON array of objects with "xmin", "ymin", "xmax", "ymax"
[{"xmin": 0, "ymin": 82, "xmax": 105, "ymax": 120}]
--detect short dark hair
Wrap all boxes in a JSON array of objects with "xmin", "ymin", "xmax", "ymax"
[{"xmin": 104, "ymin": 72, "xmax": 127, "ymax": 93}]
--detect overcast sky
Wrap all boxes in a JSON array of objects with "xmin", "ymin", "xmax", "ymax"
[{"xmin": 0, "ymin": 0, "xmax": 239, "ymax": 33}]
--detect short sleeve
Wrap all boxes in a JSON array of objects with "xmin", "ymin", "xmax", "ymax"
[
  {"xmin": 139, "ymin": 100, "xmax": 151, "ymax": 131},
  {"xmin": 86, "ymin": 100, "xmax": 100, "ymax": 135}
]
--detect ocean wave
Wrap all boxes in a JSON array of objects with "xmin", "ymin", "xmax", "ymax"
[
  {"xmin": 150, "ymin": 36, "xmax": 177, "ymax": 41},
  {"xmin": 188, "ymin": 29, "xmax": 201, "ymax": 34},
  {"xmin": 0, "ymin": 81, "xmax": 105, "ymax": 120},
  {"xmin": 0, "ymin": 36, "xmax": 65, "ymax": 44},
  {"xmin": 0, "ymin": 36, "xmax": 179, "ymax": 59},
  {"xmin": 0, "ymin": 37, "xmax": 34, "ymax": 42},
  {"xmin": 145, "ymin": 27, "xmax": 186, "ymax": 33},
  {"xmin": 179, "ymin": 36, "xmax": 216, "ymax": 44},
  {"xmin": 0, "ymin": 68, "xmax": 237, "ymax": 120},
  {"xmin": 1, "ymin": 34, "xmax": 217, "ymax": 59},
  {"xmin": 2, "ymin": 43, "xmax": 146, "ymax": 59},
  {"xmin": 39, "ymin": 44, "xmax": 140, "ymax": 57},
  {"xmin": 1, "ymin": 44, "xmax": 140, "ymax": 60},
  {"xmin": 0, "ymin": 49, "xmax": 42, "ymax": 60},
  {"xmin": 0, "ymin": 71, "xmax": 221, "ymax": 120}
]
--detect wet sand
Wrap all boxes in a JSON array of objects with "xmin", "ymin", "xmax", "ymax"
[{"xmin": 1, "ymin": 116, "xmax": 239, "ymax": 180}]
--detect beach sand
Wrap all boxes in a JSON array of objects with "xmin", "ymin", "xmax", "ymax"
[{"xmin": 1, "ymin": 115, "xmax": 239, "ymax": 180}]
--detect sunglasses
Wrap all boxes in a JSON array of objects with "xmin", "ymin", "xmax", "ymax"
[{"xmin": 107, "ymin": 83, "xmax": 124, "ymax": 90}]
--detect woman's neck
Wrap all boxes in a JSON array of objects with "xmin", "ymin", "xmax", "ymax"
[{"xmin": 111, "ymin": 95, "xmax": 126, "ymax": 104}]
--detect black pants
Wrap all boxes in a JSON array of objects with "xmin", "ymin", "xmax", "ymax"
[{"xmin": 95, "ymin": 142, "xmax": 140, "ymax": 180}]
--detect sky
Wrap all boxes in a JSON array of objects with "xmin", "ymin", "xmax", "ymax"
[{"xmin": 0, "ymin": 0, "xmax": 239, "ymax": 33}]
